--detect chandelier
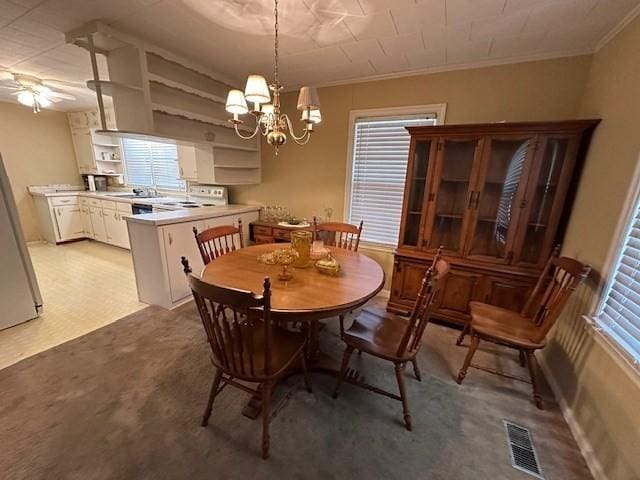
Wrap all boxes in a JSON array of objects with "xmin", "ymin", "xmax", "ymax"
[{"xmin": 224, "ymin": 0, "xmax": 321, "ymax": 154}]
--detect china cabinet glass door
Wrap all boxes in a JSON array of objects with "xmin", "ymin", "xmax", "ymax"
[
  {"xmin": 514, "ymin": 135, "xmax": 578, "ymax": 266},
  {"xmin": 401, "ymin": 140, "xmax": 434, "ymax": 248},
  {"xmin": 464, "ymin": 136, "xmax": 535, "ymax": 263},
  {"xmin": 423, "ymin": 137, "xmax": 482, "ymax": 254}
]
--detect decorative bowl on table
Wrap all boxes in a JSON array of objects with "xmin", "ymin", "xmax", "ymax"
[
  {"xmin": 315, "ymin": 253, "xmax": 341, "ymax": 276},
  {"xmin": 258, "ymin": 247, "xmax": 299, "ymax": 281}
]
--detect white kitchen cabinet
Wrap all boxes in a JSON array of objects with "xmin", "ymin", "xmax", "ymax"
[
  {"xmin": 89, "ymin": 206, "xmax": 107, "ymax": 242},
  {"xmin": 126, "ymin": 207, "xmax": 260, "ymax": 309},
  {"xmin": 203, "ymin": 211, "xmax": 254, "ymax": 246},
  {"xmin": 176, "ymin": 144, "xmax": 198, "ymax": 181},
  {"xmin": 53, "ymin": 205, "xmax": 84, "ymax": 241},
  {"xmin": 71, "ymin": 128, "xmax": 96, "ymax": 174},
  {"xmin": 162, "ymin": 220, "xmax": 205, "ymax": 303},
  {"xmin": 102, "ymin": 202, "xmax": 131, "ymax": 249},
  {"xmin": 80, "ymin": 205, "xmax": 94, "ymax": 238},
  {"xmin": 68, "ymin": 109, "xmax": 122, "ymax": 176},
  {"xmin": 68, "ymin": 108, "xmax": 116, "ymax": 130}
]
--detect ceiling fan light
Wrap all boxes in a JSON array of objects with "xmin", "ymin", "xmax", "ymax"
[
  {"xmin": 37, "ymin": 94, "xmax": 52, "ymax": 108},
  {"xmin": 296, "ymin": 86, "xmax": 320, "ymax": 111},
  {"xmin": 244, "ymin": 75, "xmax": 270, "ymax": 104},
  {"xmin": 225, "ymin": 89, "xmax": 248, "ymax": 114},
  {"xmin": 17, "ymin": 91, "xmax": 34, "ymax": 107}
]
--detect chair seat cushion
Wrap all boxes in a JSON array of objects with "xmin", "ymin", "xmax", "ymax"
[
  {"xmin": 220, "ymin": 323, "xmax": 305, "ymax": 379},
  {"xmin": 469, "ymin": 301, "xmax": 544, "ymax": 349},
  {"xmin": 343, "ymin": 307, "xmax": 410, "ymax": 361}
]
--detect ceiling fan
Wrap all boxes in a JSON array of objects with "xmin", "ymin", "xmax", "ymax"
[{"xmin": 0, "ymin": 73, "xmax": 77, "ymax": 113}]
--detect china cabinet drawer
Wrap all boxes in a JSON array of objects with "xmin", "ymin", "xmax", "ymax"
[
  {"xmin": 79, "ymin": 197, "xmax": 89, "ymax": 206},
  {"xmin": 88, "ymin": 198, "xmax": 102, "ymax": 207},
  {"xmin": 273, "ymin": 228, "xmax": 290, "ymax": 241},
  {"xmin": 254, "ymin": 225, "xmax": 273, "ymax": 236},
  {"xmin": 51, "ymin": 196, "xmax": 78, "ymax": 206},
  {"xmin": 254, "ymin": 235, "xmax": 273, "ymax": 244}
]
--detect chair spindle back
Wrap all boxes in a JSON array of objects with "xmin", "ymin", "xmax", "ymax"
[
  {"xmin": 397, "ymin": 248, "xmax": 449, "ymax": 358},
  {"xmin": 313, "ymin": 217, "xmax": 364, "ymax": 251},
  {"xmin": 193, "ymin": 219, "xmax": 244, "ymax": 265},
  {"xmin": 521, "ymin": 247, "xmax": 591, "ymax": 343},
  {"xmin": 181, "ymin": 256, "xmax": 274, "ymax": 378}
]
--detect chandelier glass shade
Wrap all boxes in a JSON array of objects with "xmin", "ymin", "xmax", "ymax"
[{"xmin": 224, "ymin": 0, "xmax": 321, "ymax": 154}]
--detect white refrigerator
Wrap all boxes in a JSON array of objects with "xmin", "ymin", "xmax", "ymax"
[{"xmin": 0, "ymin": 154, "xmax": 42, "ymax": 330}]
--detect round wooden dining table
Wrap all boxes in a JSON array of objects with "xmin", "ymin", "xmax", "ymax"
[
  {"xmin": 201, "ymin": 243, "xmax": 385, "ymax": 418},
  {"xmin": 201, "ymin": 243, "xmax": 385, "ymax": 323}
]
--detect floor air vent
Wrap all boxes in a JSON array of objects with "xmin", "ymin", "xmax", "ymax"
[{"xmin": 504, "ymin": 420, "xmax": 544, "ymax": 479}]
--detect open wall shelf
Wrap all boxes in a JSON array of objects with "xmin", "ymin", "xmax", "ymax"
[{"xmin": 67, "ymin": 21, "xmax": 261, "ymax": 185}]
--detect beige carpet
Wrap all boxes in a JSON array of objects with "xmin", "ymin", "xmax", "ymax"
[{"xmin": 0, "ymin": 301, "xmax": 592, "ymax": 480}]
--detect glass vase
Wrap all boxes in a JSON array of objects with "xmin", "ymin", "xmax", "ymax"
[{"xmin": 291, "ymin": 230, "xmax": 312, "ymax": 268}]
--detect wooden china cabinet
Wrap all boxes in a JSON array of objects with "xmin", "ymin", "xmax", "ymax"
[{"xmin": 388, "ymin": 120, "xmax": 599, "ymax": 325}]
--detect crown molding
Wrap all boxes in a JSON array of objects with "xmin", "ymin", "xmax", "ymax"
[
  {"xmin": 595, "ymin": 3, "xmax": 640, "ymax": 51},
  {"xmin": 283, "ymin": 48, "xmax": 593, "ymax": 92}
]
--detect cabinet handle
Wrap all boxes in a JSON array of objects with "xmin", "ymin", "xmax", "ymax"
[
  {"xmin": 114, "ymin": 212, "xmax": 118, "ymax": 220},
  {"xmin": 168, "ymin": 232, "xmax": 173, "ymax": 245},
  {"xmin": 179, "ymin": 167, "xmax": 184, "ymax": 176},
  {"xmin": 473, "ymin": 191, "xmax": 481, "ymax": 209}
]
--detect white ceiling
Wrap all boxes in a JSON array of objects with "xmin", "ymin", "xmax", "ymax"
[{"xmin": 0, "ymin": 0, "xmax": 638, "ymax": 111}]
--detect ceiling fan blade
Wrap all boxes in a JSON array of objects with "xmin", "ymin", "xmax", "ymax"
[{"xmin": 46, "ymin": 91, "xmax": 76, "ymax": 100}]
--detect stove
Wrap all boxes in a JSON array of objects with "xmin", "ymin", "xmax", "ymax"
[{"xmin": 151, "ymin": 185, "xmax": 228, "ymax": 212}]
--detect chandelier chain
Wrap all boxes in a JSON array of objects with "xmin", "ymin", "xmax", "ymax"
[{"xmin": 274, "ymin": 0, "xmax": 279, "ymax": 87}]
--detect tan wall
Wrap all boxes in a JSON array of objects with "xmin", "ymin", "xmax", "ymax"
[
  {"xmin": 542, "ymin": 15, "xmax": 640, "ymax": 480},
  {"xmin": 230, "ymin": 55, "xmax": 592, "ymax": 287},
  {"xmin": 0, "ymin": 102, "xmax": 80, "ymax": 241}
]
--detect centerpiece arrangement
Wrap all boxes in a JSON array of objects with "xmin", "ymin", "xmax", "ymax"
[{"xmin": 258, "ymin": 247, "xmax": 298, "ymax": 281}]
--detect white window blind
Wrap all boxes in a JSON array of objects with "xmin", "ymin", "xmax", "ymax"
[
  {"xmin": 122, "ymin": 138, "xmax": 185, "ymax": 191},
  {"xmin": 596, "ymin": 197, "xmax": 640, "ymax": 366},
  {"xmin": 348, "ymin": 115, "xmax": 436, "ymax": 246}
]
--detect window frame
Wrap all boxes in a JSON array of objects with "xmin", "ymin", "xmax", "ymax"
[
  {"xmin": 589, "ymin": 151, "xmax": 640, "ymax": 379},
  {"xmin": 343, "ymin": 104, "xmax": 447, "ymax": 250},
  {"xmin": 121, "ymin": 137, "xmax": 186, "ymax": 192}
]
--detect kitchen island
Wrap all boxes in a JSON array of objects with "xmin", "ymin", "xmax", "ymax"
[{"xmin": 126, "ymin": 204, "xmax": 260, "ymax": 309}]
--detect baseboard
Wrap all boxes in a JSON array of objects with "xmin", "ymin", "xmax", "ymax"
[
  {"xmin": 535, "ymin": 352, "xmax": 608, "ymax": 480},
  {"xmin": 376, "ymin": 289, "xmax": 390, "ymax": 299}
]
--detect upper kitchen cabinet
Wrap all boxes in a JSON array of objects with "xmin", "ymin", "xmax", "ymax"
[
  {"xmin": 65, "ymin": 21, "xmax": 261, "ymax": 185},
  {"xmin": 67, "ymin": 109, "xmax": 124, "ymax": 177}
]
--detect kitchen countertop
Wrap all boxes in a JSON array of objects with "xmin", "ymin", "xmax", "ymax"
[
  {"xmin": 29, "ymin": 190, "xmax": 184, "ymax": 206},
  {"xmin": 30, "ymin": 190, "xmax": 261, "ymax": 226},
  {"xmin": 125, "ymin": 204, "xmax": 261, "ymax": 226}
]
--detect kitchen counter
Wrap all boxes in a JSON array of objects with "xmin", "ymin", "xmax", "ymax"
[
  {"xmin": 29, "ymin": 190, "xmax": 186, "ymax": 207},
  {"xmin": 125, "ymin": 204, "xmax": 261, "ymax": 226}
]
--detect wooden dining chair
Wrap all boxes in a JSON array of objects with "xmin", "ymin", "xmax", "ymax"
[
  {"xmin": 455, "ymin": 249, "xmax": 591, "ymax": 408},
  {"xmin": 181, "ymin": 257, "xmax": 311, "ymax": 459},
  {"xmin": 193, "ymin": 219, "xmax": 244, "ymax": 265},
  {"xmin": 313, "ymin": 217, "xmax": 363, "ymax": 252},
  {"xmin": 332, "ymin": 250, "xmax": 449, "ymax": 431}
]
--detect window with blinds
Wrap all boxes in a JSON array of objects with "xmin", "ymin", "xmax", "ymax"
[
  {"xmin": 347, "ymin": 115, "xmax": 436, "ymax": 246},
  {"xmin": 596, "ymin": 195, "xmax": 640, "ymax": 366},
  {"xmin": 121, "ymin": 138, "xmax": 185, "ymax": 191}
]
